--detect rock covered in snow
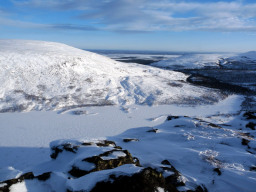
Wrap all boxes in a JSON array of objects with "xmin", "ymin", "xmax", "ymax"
[{"xmin": 0, "ymin": 40, "xmax": 225, "ymax": 112}]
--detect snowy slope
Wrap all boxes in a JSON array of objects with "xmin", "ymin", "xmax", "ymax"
[
  {"xmin": 0, "ymin": 40, "xmax": 224, "ymax": 112},
  {"xmin": 1, "ymin": 108, "xmax": 255, "ymax": 192}
]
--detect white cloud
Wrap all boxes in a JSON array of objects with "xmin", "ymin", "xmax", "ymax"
[{"xmin": 9, "ymin": 0, "xmax": 256, "ymax": 32}]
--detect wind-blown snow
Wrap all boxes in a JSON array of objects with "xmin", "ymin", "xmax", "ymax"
[{"xmin": 0, "ymin": 40, "xmax": 224, "ymax": 112}]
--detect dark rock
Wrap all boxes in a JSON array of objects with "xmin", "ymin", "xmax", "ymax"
[
  {"xmin": 167, "ymin": 116, "xmax": 180, "ymax": 121},
  {"xmin": 242, "ymin": 138, "xmax": 250, "ymax": 146},
  {"xmin": 96, "ymin": 140, "xmax": 117, "ymax": 147},
  {"xmin": 147, "ymin": 128, "xmax": 158, "ymax": 133},
  {"xmin": 71, "ymin": 110, "xmax": 87, "ymax": 115},
  {"xmin": 68, "ymin": 166, "xmax": 90, "ymax": 178},
  {"xmin": 246, "ymin": 122, "xmax": 256, "ymax": 130},
  {"xmin": 161, "ymin": 160, "xmax": 171, "ymax": 166},
  {"xmin": 208, "ymin": 123, "xmax": 222, "ymax": 129},
  {"xmin": 69, "ymin": 149, "xmax": 140, "ymax": 178},
  {"xmin": 194, "ymin": 185, "xmax": 208, "ymax": 192},
  {"xmin": 51, "ymin": 143, "xmax": 79, "ymax": 159},
  {"xmin": 90, "ymin": 167, "xmax": 174, "ymax": 192},
  {"xmin": 81, "ymin": 142, "xmax": 93, "ymax": 146},
  {"xmin": 250, "ymin": 166, "xmax": 256, "ymax": 171},
  {"xmin": 0, "ymin": 172, "xmax": 51, "ymax": 192},
  {"xmin": 123, "ymin": 138, "xmax": 139, "ymax": 143},
  {"xmin": 213, "ymin": 168, "xmax": 222, "ymax": 176},
  {"xmin": 36, "ymin": 172, "xmax": 51, "ymax": 181}
]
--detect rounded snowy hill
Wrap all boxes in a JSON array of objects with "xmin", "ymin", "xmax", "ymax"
[{"xmin": 0, "ymin": 40, "xmax": 223, "ymax": 112}]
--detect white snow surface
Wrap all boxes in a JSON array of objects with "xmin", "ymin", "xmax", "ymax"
[{"xmin": 0, "ymin": 40, "xmax": 225, "ymax": 112}]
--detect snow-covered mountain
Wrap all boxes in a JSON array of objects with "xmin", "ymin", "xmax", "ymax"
[
  {"xmin": 151, "ymin": 53, "xmax": 232, "ymax": 69},
  {"xmin": 0, "ymin": 40, "xmax": 224, "ymax": 112},
  {"xmin": 151, "ymin": 52, "xmax": 256, "ymax": 70},
  {"xmin": 218, "ymin": 51, "xmax": 256, "ymax": 69}
]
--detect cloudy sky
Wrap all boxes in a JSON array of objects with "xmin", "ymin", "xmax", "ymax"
[{"xmin": 1, "ymin": 0, "xmax": 256, "ymax": 52}]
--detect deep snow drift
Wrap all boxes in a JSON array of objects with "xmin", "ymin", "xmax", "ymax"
[{"xmin": 0, "ymin": 40, "xmax": 225, "ymax": 112}]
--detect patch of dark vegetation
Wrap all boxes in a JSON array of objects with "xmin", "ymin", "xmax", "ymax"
[
  {"xmin": 187, "ymin": 74, "xmax": 255, "ymax": 96},
  {"xmin": 116, "ymin": 58, "xmax": 159, "ymax": 65}
]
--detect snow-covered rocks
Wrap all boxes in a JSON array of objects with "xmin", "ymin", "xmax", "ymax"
[
  {"xmin": 1, "ymin": 110, "xmax": 255, "ymax": 192},
  {"xmin": 0, "ymin": 40, "xmax": 226, "ymax": 112}
]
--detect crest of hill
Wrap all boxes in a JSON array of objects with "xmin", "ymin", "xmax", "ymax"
[{"xmin": 0, "ymin": 40, "xmax": 224, "ymax": 112}]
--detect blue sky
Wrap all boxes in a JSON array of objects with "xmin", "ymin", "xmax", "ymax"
[{"xmin": 0, "ymin": 0, "xmax": 256, "ymax": 52}]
